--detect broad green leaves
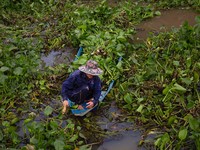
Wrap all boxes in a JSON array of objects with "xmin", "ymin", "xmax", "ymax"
[
  {"xmin": 44, "ymin": 106, "xmax": 53, "ymax": 116},
  {"xmin": 54, "ymin": 140, "xmax": 65, "ymax": 150},
  {"xmin": 13, "ymin": 67, "xmax": 23, "ymax": 75},
  {"xmin": 69, "ymin": 134, "xmax": 78, "ymax": 142},
  {"xmin": 178, "ymin": 128, "xmax": 187, "ymax": 140},
  {"xmin": 171, "ymin": 83, "xmax": 186, "ymax": 93},
  {"xmin": 0, "ymin": 66, "xmax": 9, "ymax": 72},
  {"xmin": 124, "ymin": 93, "xmax": 132, "ymax": 104},
  {"xmin": 185, "ymin": 115, "xmax": 200, "ymax": 131},
  {"xmin": 125, "ymin": 11, "xmax": 200, "ymax": 150},
  {"xmin": 155, "ymin": 133, "xmax": 170, "ymax": 150},
  {"xmin": 0, "ymin": 74, "xmax": 8, "ymax": 83},
  {"xmin": 136, "ymin": 104, "xmax": 144, "ymax": 113}
]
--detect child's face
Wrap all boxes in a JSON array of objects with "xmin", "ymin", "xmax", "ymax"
[{"xmin": 86, "ymin": 73, "xmax": 94, "ymax": 79}]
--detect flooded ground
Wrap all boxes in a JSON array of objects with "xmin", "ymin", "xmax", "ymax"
[
  {"xmin": 97, "ymin": 131, "xmax": 144, "ymax": 150},
  {"xmin": 40, "ymin": 47, "xmax": 76, "ymax": 67},
  {"xmin": 36, "ymin": 8, "xmax": 199, "ymax": 150},
  {"xmin": 134, "ymin": 9, "xmax": 199, "ymax": 42},
  {"xmin": 91, "ymin": 101, "xmax": 147, "ymax": 150}
]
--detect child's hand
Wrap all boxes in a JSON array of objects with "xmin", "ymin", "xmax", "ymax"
[{"xmin": 86, "ymin": 101, "xmax": 94, "ymax": 109}]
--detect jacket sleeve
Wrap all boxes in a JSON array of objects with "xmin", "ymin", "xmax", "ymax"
[
  {"xmin": 93, "ymin": 77, "xmax": 102, "ymax": 105},
  {"xmin": 61, "ymin": 71, "xmax": 78, "ymax": 101}
]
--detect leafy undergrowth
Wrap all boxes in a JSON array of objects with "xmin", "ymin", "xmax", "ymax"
[
  {"xmin": 143, "ymin": 0, "xmax": 200, "ymax": 10},
  {"xmin": 117, "ymin": 19, "xmax": 200, "ymax": 149},
  {"xmin": 0, "ymin": 0, "xmax": 200, "ymax": 150}
]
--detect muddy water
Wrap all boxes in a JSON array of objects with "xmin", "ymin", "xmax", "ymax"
[
  {"xmin": 40, "ymin": 47, "xmax": 76, "ymax": 67},
  {"xmin": 92, "ymin": 101, "xmax": 146, "ymax": 150},
  {"xmin": 134, "ymin": 9, "xmax": 199, "ymax": 42},
  {"xmin": 97, "ymin": 131, "xmax": 144, "ymax": 150}
]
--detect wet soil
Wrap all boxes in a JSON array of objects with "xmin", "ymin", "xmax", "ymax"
[{"xmin": 134, "ymin": 9, "xmax": 199, "ymax": 42}]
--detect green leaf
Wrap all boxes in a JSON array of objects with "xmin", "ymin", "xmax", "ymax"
[
  {"xmin": 54, "ymin": 139, "xmax": 65, "ymax": 150},
  {"xmin": 137, "ymin": 98, "xmax": 144, "ymax": 103},
  {"xmin": 44, "ymin": 106, "xmax": 53, "ymax": 116},
  {"xmin": 79, "ymin": 132, "xmax": 87, "ymax": 140},
  {"xmin": 0, "ymin": 61, "xmax": 3, "ymax": 66},
  {"xmin": 24, "ymin": 118, "xmax": 33, "ymax": 124},
  {"xmin": 30, "ymin": 136, "xmax": 38, "ymax": 145},
  {"xmin": 2, "ymin": 121, "xmax": 10, "ymax": 127},
  {"xmin": 50, "ymin": 120, "xmax": 59, "ymax": 129},
  {"xmin": 189, "ymin": 117, "xmax": 199, "ymax": 131},
  {"xmin": 123, "ymin": 104, "xmax": 132, "ymax": 110},
  {"xmin": 74, "ymin": 54, "xmax": 88, "ymax": 65},
  {"xmin": 79, "ymin": 145, "xmax": 92, "ymax": 150},
  {"xmin": 136, "ymin": 104, "xmax": 144, "ymax": 113},
  {"xmin": 119, "ymin": 81, "xmax": 129, "ymax": 91},
  {"xmin": 13, "ymin": 67, "xmax": 23, "ymax": 75},
  {"xmin": 0, "ymin": 129, "xmax": 3, "ymax": 141},
  {"xmin": 116, "ymin": 61, "xmax": 122, "ymax": 70},
  {"xmin": 186, "ymin": 57, "xmax": 191, "ymax": 68},
  {"xmin": 154, "ymin": 11, "xmax": 161, "ymax": 16},
  {"xmin": 173, "ymin": 61, "xmax": 179, "ymax": 66},
  {"xmin": 117, "ymin": 35, "xmax": 126, "ymax": 42},
  {"xmin": 131, "ymin": 57, "xmax": 140, "ymax": 66},
  {"xmin": 160, "ymin": 133, "xmax": 170, "ymax": 149},
  {"xmin": 195, "ymin": 16, "xmax": 200, "ymax": 23},
  {"xmin": 178, "ymin": 128, "xmax": 187, "ymax": 140},
  {"xmin": 155, "ymin": 137, "xmax": 161, "ymax": 146},
  {"xmin": 124, "ymin": 93, "xmax": 132, "ymax": 104},
  {"xmin": 39, "ymin": 80, "xmax": 46, "ymax": 85},
  {"xmin": 171, "ymin": 83, "xmax": 186, "ymax": 93},
  {"xmin": 69, "ymin": 134, "xmax": 78, "ymax": 142},
  {"xmin": 193, "ymin": 71, "xmax": 199, "ymax": 83},
  {"xmin": 167, "ymin": 116, "xmax": 177, "ymax": 126},
  {"xmin": 11, "ymin": 117, "xmax": 19, "ymax": 124},
  {"xmin": 197, "ymin": 62, "xmax": 200, "ymax": 69},
  {"xmin": 0, "ymin": 66, "xmax": 9, "ymax": 72},
  {"xmin": 8, "ymin": 46, "xmax": 18, "ymax": 51},
  {"xmin": 181, "ymin": 78, "xmax": 192, "ymax": 85},
  {"xmin": 0, "ymin": 74, "xmax": 8, "ymax": 84}
]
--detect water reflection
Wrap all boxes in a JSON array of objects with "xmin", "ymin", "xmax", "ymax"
[
  {"xmin": 93, "ymin": 101, "xmax": 146, "ymax": 150},
  {"xmin": 40, "ymin": 47, "xmax": 76, "ymax": 67},
  {"xmin": 135, "ymin": 9, "xmax": 199, "ymax": 42},
  {"xmin": 97, "ymin": 131, "xmax": 145, "ymax": 150}
]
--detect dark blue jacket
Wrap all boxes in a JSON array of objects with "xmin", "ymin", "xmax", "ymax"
[{"xmin": 61, "ymin": 70, "xmax": 101, "ymax": 105}]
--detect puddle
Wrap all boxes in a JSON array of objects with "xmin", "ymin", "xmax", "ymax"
[
  {"xmin": 40, "ymin": 47, "xmax": 76, "ymax": 67},
  {"xmin": 92, "ymin": 101, "xmax": 149, "ymax": 150},
  {"xmin": 135, "ymin": 9, "xmax": 199, "ymax": 42},
  {"xmin": 97, "ymin": 130, "xmax": 145, "ymax": 150},
  {"xmin": 95, "ymin": 102, "xmax": 133, "ymax": 131}
]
